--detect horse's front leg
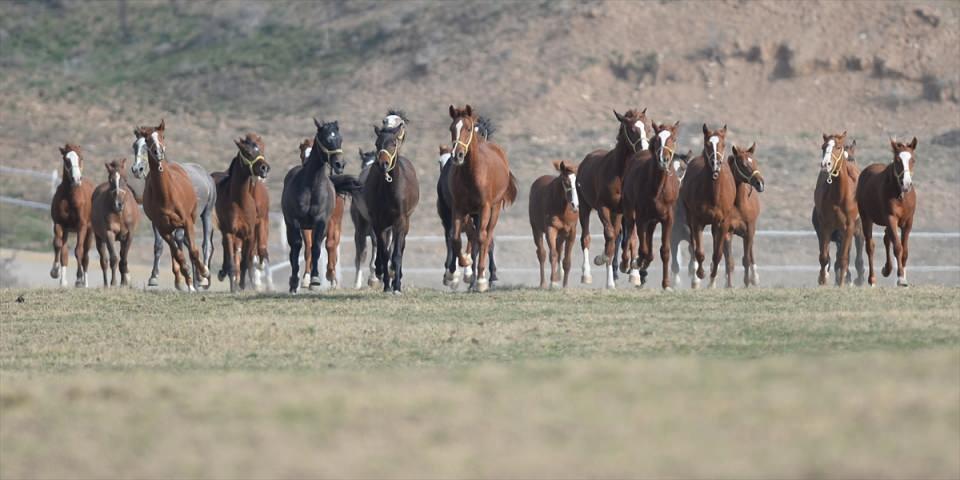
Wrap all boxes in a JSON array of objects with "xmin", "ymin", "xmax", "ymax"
[
  {"xmin": 562, "ymin": 229, "xmax": 576, "ymax": 288},
  {"xmin": 301, "ymin": 229, "xmax": 313, "ymax": 288},
  {"xmin": 546, "ymin": 226, "xmax": 560, "ymax": 289},
  {"xmin": 119, "ymin": 232, "xmax": 133, "ymax": 287},
  {"xmin": 391, "ymin": 218, "xmax": 410, "ymax": 293},
  {"xmin": 837, "ymin": 223, "xmax": 855, "ymax": 288},
  {"xmin": 817, "ymin": 221, "xmax": 831, "ymax": 286},
  {"xmin": 161, "ymin": 230, "xmax": 187, "ymax": 291},
  {"xmin": 74, "ymin": 226, "xmax": 91, "ymax": 288},
  {"xmin": 690, "ymin": 221, "xmax": 706, "ymax": 289},
  {"xmin": 533, "ymin": 228, "xmax": 547, "ymax": 289},
  {"xmin": 595, "ymin": 207, "xmax": 618, "ymax": 289},
  {"xmin": 708, "ymin": 223, "xmax": 728, "ymax": 289},
  {"xmin": 853, "ymin": 227, "xmax": 866, "ymax": 286},
  {"xmin": 862, "ymin": 219, "xmax": 876, "ymax": 286},
  {"xmin": 200, "ymin": 207, "xmax": 213, "ymax": 289},
  {"xmin": 310, "ymin": 220, "xmax": 326, "ymax": 289},
  {"xmin": 722, "ymin": 231, "xmax": 735, "ymax": 288},
  {"xmin": 50, "ymin": 223, "xmax": 68, "ymax": 286},
  {"xmin": 578, "ymin": 205, "xmax": 593, "ymax": 284},
  {"xmin": 285, "ymin": 220, "xmax": 303, "ymax": 293},
  {"xmin": 326, "ymin": 221, "xmax": 341, "ymax": 289},
  {"xmin": 149, "ymin": 224, "xmax": 163, "ymax": 287},
  {"xmin": 104, "ymin": 231, "xmax": 119, "ymax": 287},
  {"xmin": 374, "ymin": 227, "xmax": 391, "ymax": 293},
  {"xmin": 661, "ymin": 217, "xmax": 674, "ymax": 290},
  {"xmin": 896, "ymin": 219, "xmax": 911, "ymax": 287},
  {"xmin": 448, "ymin": 214, "xmax": 465, "ymax": 289},
  {"xmin": 473, "ymin": 205, "xmax": 496, "ymax": 292},
  {"xmin": 881, "ymin": 228, "xmax": 894, "ymax": 278},
  {"xmin": 95, "ymin": 235, "xmax": 108, "ymax": 287}
]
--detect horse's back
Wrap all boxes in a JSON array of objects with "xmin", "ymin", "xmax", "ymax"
[
  {"xmin": 182, "ymin": 163, "xmax": 216, "ymax": 210},
  {"xmin": 528, "ymin": 175, "xmax": 553, "ymax": 229}
]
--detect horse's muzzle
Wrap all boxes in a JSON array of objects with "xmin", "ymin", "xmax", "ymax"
[{"xmin": 257, "ymin": 163, "xmax": 270, "ymax": 179}]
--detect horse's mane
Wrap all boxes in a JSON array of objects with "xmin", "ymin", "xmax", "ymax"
[{"xmin": 476, "ymin": 116, "xmax": 496, "ymax": 140}]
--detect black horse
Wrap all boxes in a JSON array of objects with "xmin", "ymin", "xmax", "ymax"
[
  {"xmin": 281, "ymin": 119, "xmax": 357, "ymax": 293},
  {"xmin": 437, "ymin": 116, "xmax": 499, "ymax": 287},
  {"xmin": 349, "ymin": 149, "xmax": 380, "ymax": 289},
  {"xmin": 365, "ymin": 114, "xmax": 420, "ymax": 293}
]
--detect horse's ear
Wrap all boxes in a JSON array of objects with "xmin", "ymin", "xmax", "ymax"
[
  {"xmin": 449, "ymin": 105, "xmax": 457, "ymax": 118},
  {"xmin": 909, "ymin": 137, "xmax": 918, "ymax": 150},
  {"xmin": 360, "ymin": 147, "xmax": 365, "ymax": 157},
  {"xmin": 59, "ymin": 146, "xmax": 68, "ymax": 155},
  {"xmin": 840, "ymin": 130, "xmax": 847, "ymax": 138},
  {"xmin": 120, "ymin": 157, "xmax": 127, "ymax": 169},
  {"xmin": 374, "ymin": 126, "xmax": 381, "ymax": 136},
  {"xmin": 465, "ymin": 104, "xmax": 473, "ymax": 117},
  {"xmin": 673, "ymin": 120, "xmax": 680, "ymax": 130},
  {"xmin": 721, "ymin": 124, "xmax": 727, "ymax": 134},
  {"xmin": 614, "ymin": 110, "xmax": 626, "ymax": 123},
  {"xmin": 641, "ymin": 107, "xmax": 647, "ymax": 115},
  {"xmin": 234, "ymin": 138, "xmax": 244, "ymax": 149},
  {"xmin": 731, "ymin": 144, "xmax": 740, "ymax": 156},
  {"xmin": 822, "ymin": 133, "xmax": 829, "ymax": 142},
  {"xmin": 748, "ymin": 142, "xmax": 756, "ymax": 153},
  {"xmin": 314, "ymin": 117, "xmax": 322, "ymax": 129},
  {"xmin": 890, "ymin": 138, "xmax": 898, "ymax": 150},
  {"xmin": 552, "ymin": 160, "xmax": 562, "ymax": 172},
  {"xmin": 702, "ymin": 123, "xmax": 709, "ymax": 135},
  {"xmin": 133, "ymin": 128, "xmax": 141, "ymax": 137},
  {"xmin": 158, "ymin": 119, "xmax": 165, "ymax": 131},
  {"xmin": 333, "ymin": 120, "xmax": 338, "ymax": 128}
]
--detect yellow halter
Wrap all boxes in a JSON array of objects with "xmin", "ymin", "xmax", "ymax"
[
  {"xmin": 239, "ymin": 150, "xmax": 264, "ymax": 176},
  {"xmin": 454, "ymin": 122, "xmax": 474, "ymax": 156},
  {"xmin": 317, "ymin": 143, "xmax": 343, "ymax": 157},
  {"xmin": 733, "ymin": 156, "xmax": 761, "ymax": 183},
  {"xmin": 379, "ymin": 128, "xmax": 406, "ymax": 183},
  {"xmin": 826, "ymin": 148, "xmax": 844, "ymax": 184}
]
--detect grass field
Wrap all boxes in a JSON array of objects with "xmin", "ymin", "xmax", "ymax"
[{"xmin": 1, "ymin": 286, "xmax": 959, "ymax": 478}]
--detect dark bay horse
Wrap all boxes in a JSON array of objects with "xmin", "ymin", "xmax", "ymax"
[
  {"xmin": 140, "ymin": 122, "xmax": 210, "ymax": 291},
  {"xmin": 680, "ymin": 123, "xmax": 733, "ymax": 289},
  {"xmin": 297, "ymin": 138, "xmax": 352, "ymax": 289},
  {"xmin": 131, "ymin": 120, "xmax": 216, "ymax": 288},
  {"xmin": 447, "ymin": 105, "xmax": 518, "ymax": 292},
  {"xmin": 856, "ymin": 138, "xmax": 919, "ymax": 287},
  {"xmin": 213, "ymin": 133, "xmax": 271, "ymax": 292},
  {"xmin": 721, "ymin": 143, "xmax": 766, "ymax": 287},
  {"xmin": 281, "ymin": 119, "xmax": 356, "ymax": 293},
  {"xmin": 529, "ymin": 161, "xmax": 579, "ymax": 289},
  {"xmin": 365, "ymin": 114, "xmax": 420, "ymax": 294},
  {"xmin": 437, "ymin": 117, "xmax": 500, "ymax": 288},
  {"xmin": 50, "ymin": 144, "xmax": 95, "ymax": 288},
  {"xmin": 621, "ymin": 121, "xmax": 688, "ymax": 290},
  {"xmin": 350, "ymin": 148, "xmax": 379, "ymax": 289},
  {"xmin": 91, "ymin": 158, "xmax": 140, "ymax": 287},
  {"xmin": 577, "ymin": 108, "xmax": 649, "ymax": 289},
  {"xmin": 812, "ymin": 133, "xmax": 864, "ymax": 286}
]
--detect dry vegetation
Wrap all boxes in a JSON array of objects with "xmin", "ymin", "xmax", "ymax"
[{"xmin": 1, "ymin": 286, "xmax": 959, "ymax": 478}]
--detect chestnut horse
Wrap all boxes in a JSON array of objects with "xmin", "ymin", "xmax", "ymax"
[
  {"xmin": 213, "ymin": 133, "xmax": 271, "ymax": 292},
  {"xmin": 297, "ymin": 138, "xmax": 351, "ymax": 289},
  {"xmin": 131, "ymin": 120, "xmax": 216, "ymax": 288},
  {"xmin": 139, "ymin": 122, "xmax": 210, "ymax": 291},
  {"xmin": 437, "ymin": 117, "xmax": 500, "ymax": 288},
  {"xmin": 91, "ymin": 159, "xmax": 140, "ymax": 287},
  {"xmin": 813, "ymin": 132, "xmax": 865, "ymax": 286},
  {"xmin": 856, "ymin": 138, "xmax": 919, "ymax": 287},
  {"xmin": 577, "ymin": 108, "xmax": 649, "ymax": 289},
  {"xmin": 680, "ymin": 123, "xmax": 733, "ymax": 288},
  {"xmin": 447, "ymin": 105, "xmax": 518, "ymax": 292},
  {"xmin": 529, "ymin": 161, "xmax": 579, "ymax": 289},
  {"xmin": 621, "ymin": 121, "xmax": 688, "ymax": 290},
  {"xmin": 281, "ymin": 119, "xmax": 356, "ymax": 293},
  {"xmin": 50, "ymin": 144, "xmax": 95, "ymax": 287},
  {"xmin": 720, "ymin": 143, "xmax": 766, "ymax": 287},
  {"xmin": 366, "ymin": 113, "xmax": 420, "ymax": 293}
]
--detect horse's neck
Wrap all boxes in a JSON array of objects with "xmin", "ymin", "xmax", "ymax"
[
  {"xmin": 228, "ymin": 156, "xmax": 256, "ymax": 194},
  {"xmin": 883, "ymin": 162, "xmax": 904, "ymax": 198},
  {"xmin": 610, "ymin": 142, "xmax": 634, "ymax": 173}
]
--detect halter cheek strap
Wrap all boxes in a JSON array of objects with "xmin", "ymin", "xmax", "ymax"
[
  {"xmin": 733, "ymin": 158, "xmax": 761, "ymax": 183},
  {"xmin": 826, "ymin": 148, "xmax": 845, "ymax": 184},
  {"xmin": 379, "ymin": 129, "xmax": 406, "ymax": 183},
  {"xmin": 658, "ymin": 144, "xmax": 676, "ymax": 173},
  {"xmin": 240, "ymin": 150, "xmax": 264, "ymax": 176},
  {"xmin": 454, "ymin": 123, "xmax": 473, "ymax": 156},
  {"xmin": 620, "ymin": 123, "xmax": 646, "ymax": 153}
]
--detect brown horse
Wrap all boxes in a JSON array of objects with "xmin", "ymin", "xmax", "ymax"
[
  {"xmin": 856, "ymin": 138, "xmax": 919, "ymax": 287},
  {"xmin": 621, "ymin": 121, "xmax": 688, "ymax": 290},
  {"xmin": 680, "ymin": 123, "xmax": 734, "ymax": 288},
  {"xmin": 813, "ymin": 132, "xmax": 863, "ymax": 286},
  {"xmin": 139, "ymin": 121, "xmax": 209, "ymax": 291},
  {"xmin": 720, "ymin": 143, "xmax": 766, "ymax": 288},
  {"xmin": 214, "ymin": 133, "xmax": 271, "ymax": 292},
  {"xmin": 577, "ymin": 108, "xmax": 649, "ymax": 289},
  {"xmin": 50, "ymin": 144, "xmax": 95, "ymax": 288},
  {"xmin": 91, "ymin": 159, "xmax": 140, "ymax": 287},
  {"xmin": 529, "ymin": 161, "xmax": 579, "ymax": 289},
  {"xmin": 447, "ymin": 105, "xmax": 518, "ymax": 292}
]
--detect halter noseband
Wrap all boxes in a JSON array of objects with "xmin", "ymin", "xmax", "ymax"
[
  {"xmin": 454, "ymin": 120, "xmax": 474, "ymax": 156},
  {"xmin": 657, "ymin": 142, "xmax": 676, "ymax": 173},
  {"xmin": 379, "ymin": 128, "xmax": 406, "ymax": 183},
  {"xmin": 825, "ymin": 147, "xmax": 845, "ymax": 184},
  {"xmin": 620, "ymin": 123, "xmax": 646, "ymax": 153},
  {"xmin": 733, "ymin": 156, "xmax": 762, "ymax": 184},
  {"xmin": 239, "ymin": 149, "xmax": 264, "ymax": 176}
]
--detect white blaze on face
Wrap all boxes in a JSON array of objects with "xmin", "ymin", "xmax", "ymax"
[
  {"xmin": 657, "ymin": 130, "xmax": 672, "ymax": 163},
  {"xmin": 567, "ymin": 173, "xmax": 579, "ymax": 210},
  {"xmin": 133, "ymin": 137, "xmax": 147, "ymax": 175},
  {"xmin": 453, "ymin": 120, "xmax": 464, "ymax": 153},
  {"xmin": 635, "ymin": 121, "xmax": 649, "ymax": 150},
  {"xmin": 113, "ymin": 171, "xmax": 121, "ymax": 190},
  {"xmin": 303, "ymin": 147, "xmax": 312, "ymax": 161},
  {"xmin": 150, "ymin": 131, "xmax": 162, "ymax": 159},
  {"xmin": 822, "ymin": 139, "xmax": 835, "ymax": 169},
  {"xmin": 898, "ymin": 151, "xmax": 913, "ymax": 189},
  {"xmin": 438, "ymin": 152, "xmax": 451, "ymax": 168},
  {"xmin": 65, "ymin": 151, "xmax": 81, "ymax": 182},
  {"xmin": 709, "ymin": 136, "xmax": 720, "ymax": 170}
]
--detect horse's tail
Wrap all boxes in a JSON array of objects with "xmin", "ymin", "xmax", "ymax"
[
  {"xmin": 503, "ymin": 172, "xmax": 519, "ymax": 207},
  {"xmin": 331, "ymin": 174, "xmax": 363, "ymax": 195}
]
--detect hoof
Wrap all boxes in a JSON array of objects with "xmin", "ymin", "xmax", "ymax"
[
  {"xmin": 593, "ymin": 255, "xmax": 606, "ymax": 266},
  {"xmin": 476, "ymin": 278, "xmax": 489, "ymax": 293},
  {"xmin": 664, "ymin": 286, "xmax": 674, "ymax": 292},
  {"xmin": 217, "ymin": 269, "xmax": 226, "ymax": 282},
  {"xmin": 550, "ymin": 281, "xmax": 560, "ymax": 289},
  {"xmin": 462, "ymin": 268, "xmax": 474, "ymax": 281},
  {"xmin": 581, "ymin": 274, "xmax": 592, "ymax": 284},
  {"xmin": 708, "ymin": 278, "xmax": 717, "ymax": 289},
  {"xmin": 490, "ymin": 271, "xmax": 499, "ymax": 282},
  {"xmin": 897, "ymin": 277, "xmax": 909, "ymax": 287},
  {"xmin": 148, "ymin": 276, "xmax": 160, "ymax": 287},
  {"xmin": 50, "ymin": 266, "xmax": 60, "ymax": 279},
  {"xmin": 882, "ymin": 263, "xmax": 893, "ymax": 277},
  {"xmin": 75, "ymin": 279, "xmax": 85, "ymax": 288},
  {"xmin": 629, "ymin": 271, "xmax": 642, "ymax": 286},
  {"xmin": 392, "ymin": 290, "xmax": 403, "ymax": 296}
]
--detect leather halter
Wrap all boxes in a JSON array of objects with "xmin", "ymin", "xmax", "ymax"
[
  {"xmin": 825, "ymin": 147, "xmax": 845, "ymax": 184},
  {"xmin": 379, "ymin": 128, "xmax": 406, "ymax": 183},
  {"xmin": 620, "ymin": 122, "xmax": 646, "ymax": 153}
]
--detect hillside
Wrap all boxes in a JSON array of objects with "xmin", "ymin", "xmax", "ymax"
[{"xmin": 1, "ymin": 0, "xmax": 958, "ymax": 249}]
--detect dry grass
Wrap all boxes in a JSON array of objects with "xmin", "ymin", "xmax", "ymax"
[{"xmin": 1, "ymin": 287, "xmax": 959, "ymax": 478}]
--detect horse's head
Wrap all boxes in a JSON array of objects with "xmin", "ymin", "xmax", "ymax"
[
  {"xmin": 235, "ymin": 133, "xmax": 270, "ymax": 179},
  {"xmin": 674, "ymin": 150, "xmax": 692, "ymax": 183},
  {"xmin": 651, "ymin": 121, "xmax": 680, "ymax": 172},
  {"xmin": 312, "ymin": 118, "xmax": 344, "ymax": 172},
  {"xmin": 702, "ymin": 123, "xmax": 727, "ymax": 179},
  {"xmin": 613, "ymin": 108, "xmax": 649, "ymax": 153},
  {"xmin": 105, "ymin": 158, "xmax": 127, "ymax": 213},
  {"xmin": 132, "ymin": 119, "xmax": 166, "ymax": 176},
  {"xmin": 448, "ymin": 104, "xmax": 478, "ymax": 165},
  {"xmin": 59, "ymin": 144, "xmax": 83, "ymax": 186},
  {"xmin": 374, "ymin": 123, "xmax": 406, "ymax": 181},
  {"xmin": 438, "ymin": 145, "xmax": 452, "ymax": 169},
  {"xmin": 299, "ymin": 138, "xmax": 314, "ymax": 165},
  {"xmin": 358, "ymin": 148, "xmax": 376, "ymax": 169},
  {"xmin": 553, "ymin": 160, "xmax": 580, "ymax": 213},
  {"xmin": 890, "ymin": 137, "xmax": 918, "ymax": 194},
  {"xmin": 820, "ymin": 131, "xmax": 848, "ymax": 175},
  {"xmin": 731, "ymin": 143, "xmax": 764, "ymax": 192}
]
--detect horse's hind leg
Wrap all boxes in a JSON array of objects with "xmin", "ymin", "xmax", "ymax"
[
  {"xmin": 199, "ymin": 207, "xmax": 213, "ymax": 289},
  {"xmin": 353, "ymin": 221, "xmax": 368, "ymax": 289},
  {"xmin": 853, "ymin": 228, "xmax": 865, "ymax": 286},
  {"xmin": 863, "ymin": 219, "xmax": 877, "ymax": 286},
  {"xmin": 578, "ymin": 205, "xmax": 593, "ymax": 284},
  {"xmin": 149, "ymin": 225, "xmax": 163, "ymax": 287},
  {"xmin": 488, "ymin": 239, "xmax": 498, "ymax": 283}
]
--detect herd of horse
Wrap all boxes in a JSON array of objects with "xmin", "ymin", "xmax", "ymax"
[{"xmin": 47, "ymin": 105, "xmax": 920, "ymax": 294}]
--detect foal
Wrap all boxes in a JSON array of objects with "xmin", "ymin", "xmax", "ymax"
[
  {"xmin": 50, "ymin": 144, "xmax": 95, "ymax": 287},
  {"xmin": 856, "ymin": 138, "xmax": 919, "ymax": 287},
  {"xmin": 529, "ymin": 161, "xmax": 579, "ymax": 289},
  {"xmin": 813, "ymin": 132, "xmax": 862, "ymax": 286},
  {"xmin": 91, "ymin": 159, "xmax": 140, "ymax": 287}
]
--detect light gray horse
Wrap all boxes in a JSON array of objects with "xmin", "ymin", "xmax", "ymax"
[{"xmin": 130, "ymin": 126, "xmax": 216, "ymax": 289}]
